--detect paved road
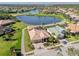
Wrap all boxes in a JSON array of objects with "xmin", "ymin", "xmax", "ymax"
[{"xmin": 21, "ymin": 28, "xmax": 26, "ymax": 56}]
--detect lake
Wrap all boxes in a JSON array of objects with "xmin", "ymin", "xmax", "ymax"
[
  {"xmin": 22, "ymin": 9, "xmax": 39, "ymax": 14},
  {"xmin": 16, "ymin": 16, "xmax": 61, "ymax": 25}
]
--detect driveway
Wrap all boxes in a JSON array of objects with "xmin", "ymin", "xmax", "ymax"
[
  {"xmin": 33, "ymin": 43, "xmax": 48, "ymax": 56},
  {"xmin": 33, "ymin": 42, "xmax": 68, "ymax": 56},
  {"xmin": 33, "ymin": 43, "xmax": 44, "ymax": 49},
  {"xmin": 33, "ymin": 47, "xmax": 68, "ymax": 56},
  {"xmin": 71, "ymin": 43, "xmax": 79, "ymax": 49}
]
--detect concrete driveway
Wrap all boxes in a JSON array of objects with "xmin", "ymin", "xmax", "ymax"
[
  {"xmin": 33, "ymin": 43, "xmax": 48, "ymax": 56},
  {"xmin": 33, "ymin": 43, "xmax": 44, "ymax": 49}
]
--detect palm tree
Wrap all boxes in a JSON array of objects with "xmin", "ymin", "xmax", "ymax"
[
  {"xmin": 3, "ymin": 33, "xmax": 13, "ymax": 41},
  {"xmin": 48, "ymin": 35, "xmax": 58, "ymax": 45}
]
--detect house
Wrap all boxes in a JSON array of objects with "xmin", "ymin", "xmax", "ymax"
[
  {"xmin": 65, "ymin": 11, "xmax": 74, "ymax": 16},
  {"xmin": 65, "ymin": 12, "xmax": 79, "ymax": 22},
  {"xmin": 0, "ymin": 20, "xmax": 15, "ymax": 35},
  {"xmin": 0, "ymin": 20, "xmax": 15, "ymax": 26},
  {"xmin": 65, "ymin": 11, "xmax": 77, "ymax": 18},
  {"xmin": 47, "ymin": 26, "xmax": 66, "ymax": 39},
  {"xmin": 71, "ymin": 16, "xmax": 79, "ymax": 22},
  {"xmin": 28, "ymin": 28, "xmax": 50, "ymax": 43},
  {"xmin": 57, "ymin": 8, "xmax": 66, "ymax": 13},
  {"xmin": 69, "ymin": 14, "xmax": 77, "ymax": 19},
  {"xmin": 66, "ymin": 23, "xmax": 79, "ymax": 33}
]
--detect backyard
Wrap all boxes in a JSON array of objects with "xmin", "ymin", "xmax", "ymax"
[
  {"xmin": 0, "ymin": 21, "xmax": 26, "ymax": 56},
  {"xmin": 11, "ymin": 22, "xmax": 27, "ymax": 49}
]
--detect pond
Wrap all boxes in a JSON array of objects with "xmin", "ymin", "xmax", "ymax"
[
  {"xmin": 26, "ymin": 9, "xmax": 39, "ymax": 14},
  {"xmin": 16, "ymin": 16, "xmax": 61, "ymax": 25},
  {"xmin": 22, "ymin": 9, "xmax": 39, "ymax": 14}
]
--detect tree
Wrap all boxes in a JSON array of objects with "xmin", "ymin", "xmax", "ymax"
[
  {"xmin": 3, "ymin": 33, "xmax": 13, "ymax": 41},
  {"xmin": 67, "ymin": 47, "xmax": 79, "ymax": 56},
  {"xmin": 10, "ymin": 47, "xmax": 16, "ymax": 55},
  {"xmin": 4, "ymin": 35, "xmax": 11, "ymax": 41},
  {"xmin": 48, "ymin": 36, "xmax": 58, "ymax": 44}
]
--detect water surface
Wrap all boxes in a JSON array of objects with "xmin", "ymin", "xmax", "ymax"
[{"xmin": 16, "ymin": 16, "xmax": 61, "ymax": 25}]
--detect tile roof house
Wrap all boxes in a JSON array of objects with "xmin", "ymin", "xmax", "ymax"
[
  {"xmin": 0, "ymin": 20, "xmax": 15, "ymax": 26},
  {"xmin": 65, "ymin": 12, "xmax": 74, "ymax": 16},
  {"xmin": 57, "ymin": 8, "xmax": 66, "ymax": 13},
  {"xmin": 47, "ymin": 26, "xmax": 66, "ymax": 39},
  {"xmin": 0, "ymin": 20, "xmax": 15, "ymax": 35},
  {"xmin": 71, "ymin": 16, "xmax": 79, "ymax": 22},
  {"xmin": 66, "ymin": 23, "xmax": 79, "ymax": 33},
  {"xmin": 65, "ymin": 12, "xmax": 79, "ymax": 22},
  {"xmin": 28, "ymin": 28, "xmax": 50, "ymax": 43}
]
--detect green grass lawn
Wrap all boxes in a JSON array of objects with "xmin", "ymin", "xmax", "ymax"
[
  {"xmin": 33, "ymin": 13, "xmax": 66, "ymax": 20},
  {"xmin": 11, "ymin": 30, "xmax": 22, "ymax": 49},
  {"xmin": 30, "ymin": 13, "xmax": 72, "ymax": 24},
  {"xmin": 24, "ymin": 29, "xmax": 34, "ymax": 52},
  {"xmin": 0, "ymin": 40, "xmax": 17, "ymax": 56},
  {"xmin": 0, "ymin": 22, "xmax": 27, "ymax": 56},
  {"xmin": 12, "ymin": 22, "xmax": 34, "ymax": 52},
  {"xmin": 67, "ymin": 36, "xmax": 77, "ymax": 42},
  {"xmin": 67, "ymin": 34, "xmax": 79, "ymax": 42},
  {"xmin": 11, "ymin": 22, "xmax": 27, "ymax": 49}
]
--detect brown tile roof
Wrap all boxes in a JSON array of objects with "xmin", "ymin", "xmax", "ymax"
[
  {"xmin": 67, "ymin": 24, "xmax": 79, "ymax": 33},
  {"xmin": 28, "ymin": 28, "xmax": 50, "ymax": 41},
  {"xmin": 0, "ymin": 20, "xmax": 15, "ymax": 26}
]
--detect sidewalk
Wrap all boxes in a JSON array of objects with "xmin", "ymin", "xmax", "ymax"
[{"xmin": 21, "ymin": 28, "xmax": 26, "ymax": 56}]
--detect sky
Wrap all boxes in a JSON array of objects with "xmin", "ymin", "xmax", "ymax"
[{"xmin": 0, "ymin": 2, "xmax": 79, "ymax": 4}]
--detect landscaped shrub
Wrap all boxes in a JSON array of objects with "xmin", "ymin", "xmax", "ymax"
[
  {"xmin": 67, "ymin": 47, "xmax": 79, "ymax": 56},
  {"xmin": 44, "ymin": 42, "xmax": 50, "ymax": 47}
]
